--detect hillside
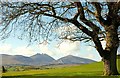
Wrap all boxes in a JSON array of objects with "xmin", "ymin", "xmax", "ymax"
[
  {"xmin": 2, "ymin": 59, "xmax": 120, "ymax": 77},
  {"xmin": 12, "ymin": 55, "xmax": 34, "ymax": 65},
  {"xmin": 1, "ymin": 54, "xmax": 55, "ymax": 66},
  {"xmin": 1, "ymin": 54, "xmax": 96, "ymax": 66},
  {"xmin": 2, "ymin": 54, "xmax": 22, "ymax": 65},
  {"xmin": 53, "ymin": 55, "xmax": 96, "ymax": 64},
  {"xmin": 31, "ymin": 53, "xmax": 55, "ymax": 65}
]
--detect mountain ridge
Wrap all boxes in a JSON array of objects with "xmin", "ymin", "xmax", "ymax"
[
  {"xmin": 1, "ymin": 54, "xmax": 96, "ymax": 66},
  {"xmin": 52, "ymin": 55, "xmax": 96, "ymax": 65}
]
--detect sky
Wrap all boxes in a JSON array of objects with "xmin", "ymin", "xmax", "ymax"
[
  {"xmin": 0, "ymin": 35, "xmax": 103, "ymax": 61},
  {"xmin": 0, "ymin": 1, "xmax": 120, "ymax": 62},
  {"xmin": 0, "ymin": 35, "xmax": 120, "ymax": 61},
  {"xmin": 0, "ymin": 26, "xmax": 120, "ymax": 62},
  {"xmin": 0, "ymin": 25, "xmax": 120, "ymax": 61},
  {"xmin": 0, "ymin": 17, "xmax": 103, "ymax": 61}
]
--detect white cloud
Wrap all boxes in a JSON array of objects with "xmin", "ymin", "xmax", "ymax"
[
  {"xmin": 38, "ymin": 40, "xmax": 81, "ymax": 59},
  {"xmin": 38, "ymin": 41, "xmax": 97, "ymax": 60},
  {"xmin": 39, "ymin": 43, "xmax": 55, "ymax": 56},
  {"xmin": 58, "ymin": 40, "xmax": 80, "ymax": 55},
  {"xmin": 0, "ymin": 44, "xmax": 12, "ymax": 53},
  {"xmin": 13, "ymin": 46, "xmax": 35, "ymax": 56},
  {"xmin": 0, "ymin": 43, "xmax": 36, "ymax": 56},
  {"xmin": 0, "ymin": 39, "xmax": 100, "ymax": 61},
  {"xmin": 86, "ymin": 54, "xmax": 95, "ymax": 59},
  {"xmin": 84, "ymin": 46, "xmax": 95, "ymax": 59},
  {"xmin": 86, "ymin": 46, "xmax": 93, "ymax": 52}
]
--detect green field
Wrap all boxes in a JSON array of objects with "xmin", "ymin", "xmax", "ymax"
[{"xmin": 1, "ymin": 59, "xmax": 120, "ymax": 78}]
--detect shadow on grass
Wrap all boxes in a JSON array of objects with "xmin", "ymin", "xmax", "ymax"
[{"xmin": 1, "ymin": 75, "xmax": 120, "ymax": 78}]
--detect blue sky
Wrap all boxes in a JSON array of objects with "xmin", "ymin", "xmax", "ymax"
[
  {"xmin": 0, "ymin": 20, "xmax": 120, "ymax": 62},
  {"xmin": 0, "ymin": 1, "xmax": 119, "ymax": 61},
  {"xmin": 0, "ymin": 35, "xmax": 103, "ymax": 61},
  {"xmin": 0, "ymin": 22, "xmax": 117, "ymax": 62}
]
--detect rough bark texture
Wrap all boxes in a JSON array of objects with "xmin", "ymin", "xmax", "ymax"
[
  {"xmin": 103, "ymin": 50, "xmax": 119, "ymax": 75},
  {"xmin": 102, "ymin": 25, "xmax": 119, "ymax": 75}
]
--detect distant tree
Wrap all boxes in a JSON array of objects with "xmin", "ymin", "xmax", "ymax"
[
  {"xmin": 0, "ymin": 1, "xmax": 120, "ymax": 75},
  {"xmin": 2, "ymin": 66, "xmax": 7, "ymax": 73}
]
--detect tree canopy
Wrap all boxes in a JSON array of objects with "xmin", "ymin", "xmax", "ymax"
[
  {"xmin": 1, "ymin": 2, "xmax": 119, "ymax": 43},
  {"xmin": 0, "ymin": 1, "xmax": 120, "ymax": 75}
]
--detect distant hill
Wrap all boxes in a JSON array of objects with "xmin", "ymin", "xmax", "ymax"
[
  {"xmin": 2, "ymin": 54, "xmax": 22, "ymax": 65},
  {"xmin": 2, "ymin": 57, "xmax": 120, "ymax": 76},
  {"xmin": 1, "ymin": 54, "xmax": 55, "ymax": 66},
  {"xmin": 52, "ymin": 55, "xmax": 96, "ymax": 65},
  {"xmin": 30, "ymin": 53, "xmax": 55, "ymax": 65},
  {"xmin": 13, "ymin": 55, "xmax": 34, "ymax": 65},
  {"xmin": 1, "ymin": 54, "xmax": 96, "ymax": 66}
]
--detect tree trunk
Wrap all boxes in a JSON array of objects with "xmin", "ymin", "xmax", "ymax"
[
  {"xmin": 103, "ymin": 25, "xmax": 119, "ymax": 75},
  {"xmin": 2, "ymin": 66, "xmax": 7, "ymax": 73},
  {"xmin": 103, "ymin": 50, "xmax": 119, "ymax": 75}
]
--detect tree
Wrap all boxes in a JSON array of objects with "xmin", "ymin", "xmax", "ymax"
[
  {"xmin": 2, "ymin": 66, "xmax": 7, "ymax": 73},
  {"xmin": 0, "ymin": 1, "xmax": 120, "ymax": 76}
]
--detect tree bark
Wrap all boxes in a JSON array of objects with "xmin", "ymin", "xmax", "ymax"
[
  {"xmin": 103, "ymin": 50, "xmax": 119, "ymax": 75},
  {"xmin": 103, "ymin": 25, "xmax": 119, "ymax": 75}
]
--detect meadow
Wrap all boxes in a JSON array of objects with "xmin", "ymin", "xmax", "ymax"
[{"xmin": 1, "ymin": 59, "xmax": 120, "ymax": 78}]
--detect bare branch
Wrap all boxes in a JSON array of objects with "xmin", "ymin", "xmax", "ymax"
[
  {"xmin": 73, "ymin": 2, "xmax": 100, "ymax": 34},
  {"xmin": 91, "ymin": 2, "xmax": 107, "ymax": 26}
]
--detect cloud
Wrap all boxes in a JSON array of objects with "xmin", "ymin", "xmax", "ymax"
[
  {"xmin": 86, "ymin": 54, "xmax": 95, "ymax": 59},
  {"xmin": 13, "ymin": 46, "xmax": 35, "ymax": 56},
  {"xmin": 37, "ymin": 40, "xmax": 101, "ymax": 61},
  {"xmin": 0, "ymin": 44, "xmax": 12, "ymax": 53},
  {"xmin": 58, "ymin": 40, "xmax": 80, "ymax": 55},
  {"xmin": 84, "ymin": 46, "xmax": 95, "ymax": 59},
  {"xmin": 38, "ymin": 40, "xmax": 81, "ymax": 59},
  {"xmin": 39, "ymin": 43, "xmax": 55, "ymax": 57},
  {"xmin": 86, "ymin": 46, "xmax": 93, "ymax": 52},
  {"xmin": 0, "ymin": 43, "xmax": 36, "ymax": 56},
  {"xmin": 0, "ymin": 39, "xmax": 101, "ymax": 61}
]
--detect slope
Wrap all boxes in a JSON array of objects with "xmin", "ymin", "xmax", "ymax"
[
  {"xmin": 53, "ymin": 55, "xmax": 96, "ymax": 64},
  {"xmin": 2, "ymin": 58, "xmax": 120, "ymax": 77}
]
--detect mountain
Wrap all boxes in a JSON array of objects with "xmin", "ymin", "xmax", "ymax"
[
  {"xmin": 13, "ymin": 55, "xmax": 33, "ymax": 65},
  {"xmin": 52, "ymin": 55, "xmax": 96, "ymax": 65},
  {"xmin": 30, "ymin": 53, "xmax": 55, "ymax": 65},
  {"xmin": 1, "ymin": 54, "xmax": 55, "ymax": 66},
  {"xmin": 2, "ymin": 54, "xmax": 22, "ymax": 65},
  {"xmin": 1, "ymin": 54, "xmax": 96, "ymax": 66}
]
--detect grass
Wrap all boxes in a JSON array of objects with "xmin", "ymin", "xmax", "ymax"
[{"xmin": 1, "ymin": 59, "xmax": 120, "ymax": 78}]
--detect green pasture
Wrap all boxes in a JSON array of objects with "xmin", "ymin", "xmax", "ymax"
[{"xmin": 1, "ymin": 59, "xmax": 120, "ymax": 78}]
